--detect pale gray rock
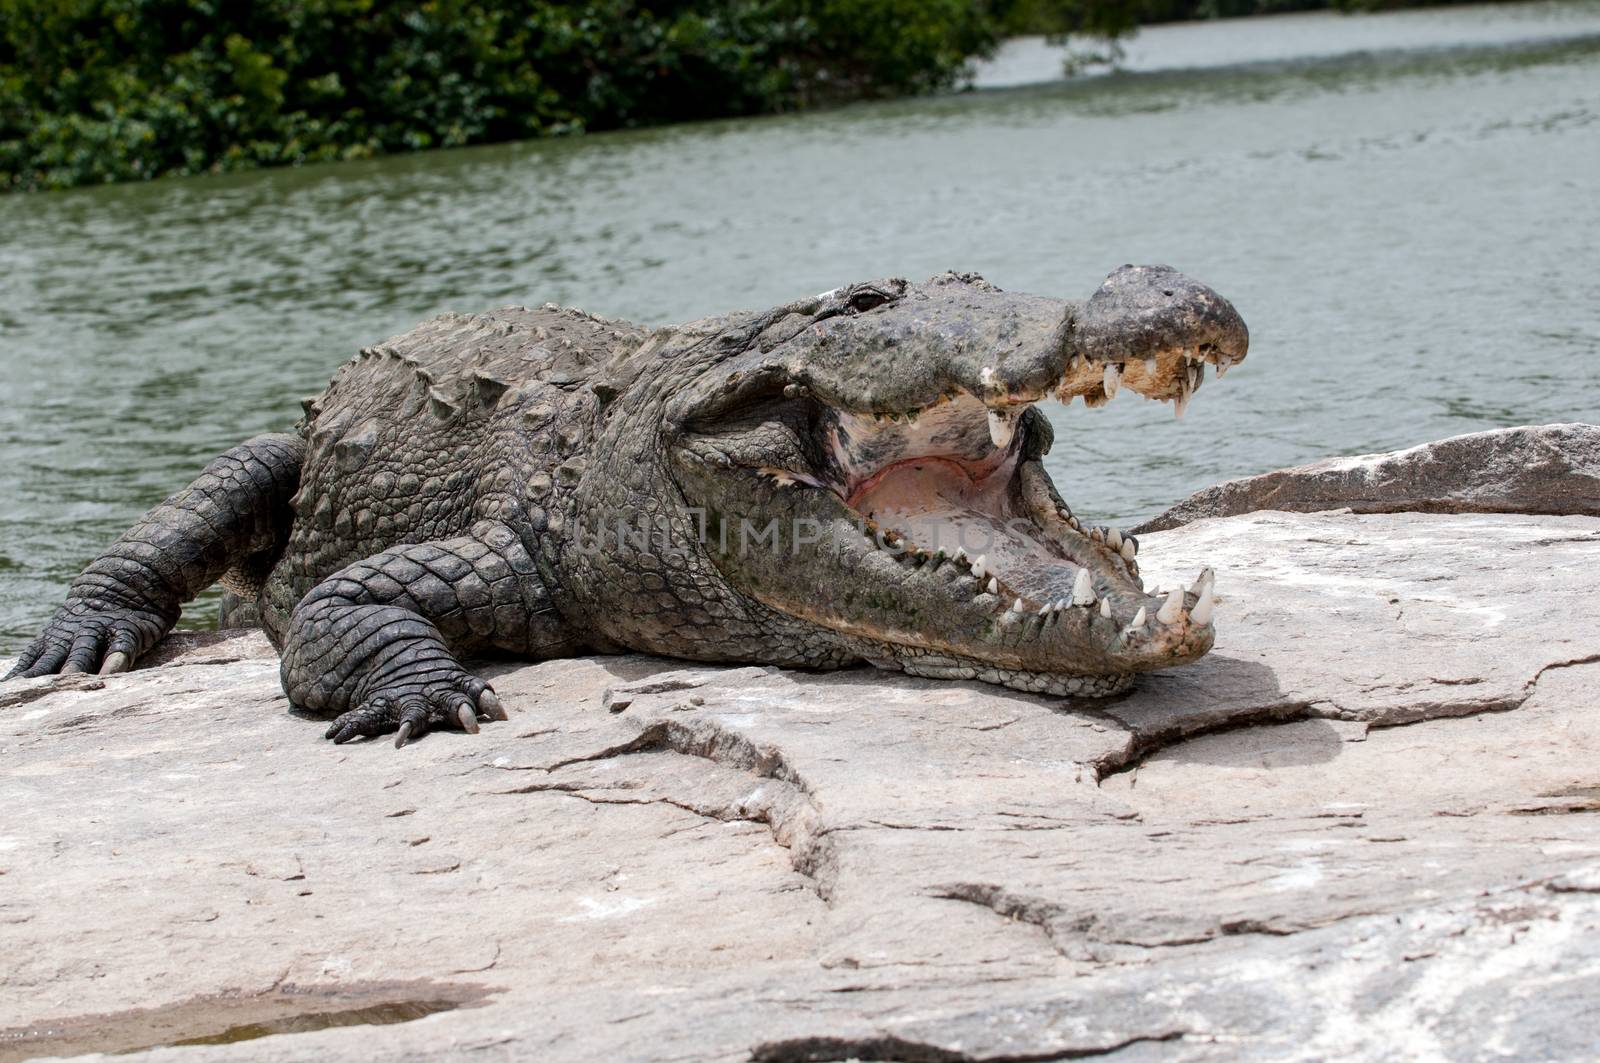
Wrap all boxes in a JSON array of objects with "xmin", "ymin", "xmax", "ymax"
[
  {"xmin": 4, "ymin": 509, "xmax": 1600, "ymax": 1062},
  {"xmin": 1136, "ymin": 422, "xmax": 1600, "ymax": 532}
]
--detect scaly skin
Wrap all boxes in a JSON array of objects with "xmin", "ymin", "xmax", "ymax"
[{"xmin": 6, "ymin": 267, "xmax": 1249, "ymax": 747}]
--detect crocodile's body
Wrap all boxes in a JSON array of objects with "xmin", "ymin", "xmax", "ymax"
[{"xmin": 8, "ymin": 268, "xmax": 1249, "ymax": 747}]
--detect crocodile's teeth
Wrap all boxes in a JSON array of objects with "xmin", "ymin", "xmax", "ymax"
[
  {"xmin": 1011, "ymin": 597, "xmax": 1025, "ymax": 614},
  {"xmin": 1098, "ymin": 598, "xmax": 1111, "ymax": 618},
  {"xmin": 1173, "ymin": 388, "xmax": 1191, "ymax": 420},
  {"xmin": 1156, "ymin": 586, "xmax": 1184, "ymax": 624},
  {"xmin": 1067, "ymin": 515, "xmax": 1081, "ymax": 531},
  {"xmin": 1216, "ymin": 355, "xmax": 1233, "ymax": 378},
  {"xmin": 987, "ymin": 409, "xmax": 1014, "ymax": 449},
  {"xmin": 1189, "ymin": 362, "xmax": 1205, "ymax": 392},
  {"xmin": 1072, "ymin": 568, "xmax": 1095, "ymax": 606},
  {"xmin": 1190, "ymin": 582, "xmax": 1215, "ymax": 626},
  {"xmin": 1120, "ymin": 538, "xmax": 1137, "ymax": 562},
  {"xmin": 970, "ymin": 555, "xmax": 987, "ymax": 579},
  {"xmin": 1107, "ymin": 527, "xmax": 1123, "ymax": 551},
  {"xmin": 1190, "ymin": 568, "xmax": 1215, "ymax": 596},
  {"xmin": 987, "ymin": 577, "xmax": 999, "ymax": 595},
  {"xmin": 1103, "ymin": 363, "xmax": 1121, "ymax": 399},
  {"xmin": 1130, "ymin": 606, "xmax": 1147, "ymax": 628}
]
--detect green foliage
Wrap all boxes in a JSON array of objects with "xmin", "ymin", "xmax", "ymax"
[
  {"xmin": 0, "ymin": 0, "xmax": 1001, "ymax": 191},
  {"xmin": 0, "ymin": 0, "xmax": 1513, "ymax": 192}
]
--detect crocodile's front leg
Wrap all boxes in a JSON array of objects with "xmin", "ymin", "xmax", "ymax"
[
  {"xmin": 6, "ymin": 434, "xmax": 304, "ymax": 679},
  {"xmin": 281, "ymin": 520, "xmax": 562, "ymax": 748}
]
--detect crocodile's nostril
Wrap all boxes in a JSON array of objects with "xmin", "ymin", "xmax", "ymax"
[{"xmin": 1163, "ymin": 289, "xmax": 1174, "ymax": 297}]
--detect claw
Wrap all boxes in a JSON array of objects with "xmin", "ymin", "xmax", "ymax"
[
  {"xmin": 456, "ymin": 702, "xmax": 480, "ymax": 734},
  {"xmin": 394, "ymin": 720, "xmax": 416, "ymax": 749},
  {"xmin": 99, "ymin": 651, "xmax": 131, "ymax": 676},
  {"xmin": 478, "ymin": 689, "xmax": 508, "ymax": 721}
]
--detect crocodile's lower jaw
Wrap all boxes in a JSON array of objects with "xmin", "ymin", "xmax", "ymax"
[{"xmin": 826, "ymin": 441, "xmax": 1217, "ymax": 696}]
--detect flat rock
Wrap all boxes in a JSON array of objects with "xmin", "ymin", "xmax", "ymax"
[
  {"xmin": 4, "ymin": 509, "xmax": 1600, "ymax": 1062},
  {"xmin": 1135, "ymin": 422, "xmax": 1600, "ymax": 532}
]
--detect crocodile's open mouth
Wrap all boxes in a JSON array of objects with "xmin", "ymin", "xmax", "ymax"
[
  {"xmin": 678, "ymin": 347, "xmax": 1229, "ymax": 697},
  {"xmin": 668, "ymin": 267, "xmax": 1248, "ymax": 697},
  {"xmin": 826, "ymin": 341, "xmax": 1235, "ymax": 608},
  {"xmin": 840, "ymin": 347, "xmax": 1221, "ymax": 663}
]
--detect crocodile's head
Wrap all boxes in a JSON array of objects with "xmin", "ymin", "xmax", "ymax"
[{"xmin": 664, "ymin": 267, "xmax": 1249, "ymax": 696}]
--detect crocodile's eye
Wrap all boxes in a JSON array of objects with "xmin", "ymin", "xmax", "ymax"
[{"xmin": 848, "ymin": 289, "xmax": 891, "ymax": 313}]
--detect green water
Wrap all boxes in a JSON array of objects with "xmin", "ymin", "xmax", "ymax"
[{"xmin": 2, "ymin": 7, "xmax": 1598, "ymax": 651}]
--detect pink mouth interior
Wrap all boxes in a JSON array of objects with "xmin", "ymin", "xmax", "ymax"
[{"xmin": 846, "ymin": 455, "xmax": 1083, "ymax": 605}]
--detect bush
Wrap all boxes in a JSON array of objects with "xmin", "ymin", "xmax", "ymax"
[
  {"xmin": 0, "ymin": 0, "xmax": 1501, "ymax": 192},
  {"xmin": 0, "ymin": 0, "xmax": 1002, "ymax": 192}
]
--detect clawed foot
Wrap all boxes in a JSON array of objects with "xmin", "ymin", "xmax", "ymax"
[
  {"xmin": 3, "ymin": 600, "xmax": 166, "ymax": 680},
  {"xmin": 324, "ymin": 674, "xmax": 509, "ymax": 748}
]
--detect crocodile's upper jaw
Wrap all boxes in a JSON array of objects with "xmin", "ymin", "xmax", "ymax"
[{"xmin": 669, "ymin": 267, "xmax": 1248, "ymax": 697}]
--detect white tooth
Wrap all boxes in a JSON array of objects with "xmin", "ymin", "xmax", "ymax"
[
  {"xmin": 1144, "ymin": 357, "xmax": 1158, "ymax": 375},
  {"xmin": 1011, "ymin": 598, "xmax": 1025, "ymax": 614},
  {"xmin": 987, "ymin": 409, "xmax": 1015, "ymax": 449},
  {"xmin": 1190, "ymin": 362, "xmax": 1205, "ymax": 392},
  {"xmin": 1189, "ymin": 567, "xmax": 1215, "ymax": 596},
  {"xmin": 1098, "ymin": 598, "xmax": 1111, "ymax": 618},
  {"xmin": 971, "ymin": 554, "xmax": 987, "ymax": 578},
  {"xmin": 1089, "ymin": 526, "xmax": 1104, "ymax": 543},
  {"xmin": 1190, "ymin": 582, "xmax": 1214, "ymax": 626},
  {"xmin": 1067, "ymin": 515, "xmax": 1081, "ymax": 531},
  {"xmin": 954, "ymin": 547, "xmax": 968, "ymax": 562},
  {"xmin": 1130, "ymin": 606, "xmax": 1147, "ymax": 628},
  {"xmin": 1216, "ymin": 355, "xmax": 1233, "ymax": 378},
  {"xmin": 1037, "ymin": 603, "xmax": 1051, "ymax": 616},
  {"xmin": 1156, "ymin": 587, "xmax": 1184, "ymax": 624},
  {"xmin": 1107, "ymin": 527, "xmax": 1123, "ymax": 551},
  {"xmin": 1072, "ymin": 568, "xmax": 1095, "ymax": 606},
  {"xmin": 1120, "ymin": 538, "xmax": 1137, "ymax": 562},
  {"xmin": 1102, "ymin": 363, "xmax": 1121, "ymax": 399},
  {"xmin": 1173, "ymin": 388, "xmax": 1190, "ymax": 419},
  {"xmin": 987, "ymin": 577, "xmax": 999, "ymax": 595}
]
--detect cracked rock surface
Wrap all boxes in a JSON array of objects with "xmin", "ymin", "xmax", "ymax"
[{"xmin": 4, "ymin": 509, "xmax": 1600, "ymax": 1062}]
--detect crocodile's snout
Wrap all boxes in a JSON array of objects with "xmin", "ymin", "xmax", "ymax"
[{"xmin": 1076, "ymin": 263, "xmax": 1247, "ymax": 364}]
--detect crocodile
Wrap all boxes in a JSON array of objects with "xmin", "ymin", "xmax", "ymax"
[{"xmin": 5, "ymin": 266, "xmax": 1249, "ymax": 748}]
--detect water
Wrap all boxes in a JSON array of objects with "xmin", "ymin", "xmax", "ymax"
[
  {"xmin": 2, "ymin": 4, "xmax": 1598, "ymax": 651},
  {"xmin": 975, "ymin": 0, "xmax": 1600, "ymax": 85}
]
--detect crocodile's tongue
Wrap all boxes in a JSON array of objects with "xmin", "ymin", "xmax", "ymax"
[{"xmin": 847, "ymin": 456, "xmax": 1083, "ymax": 605}]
